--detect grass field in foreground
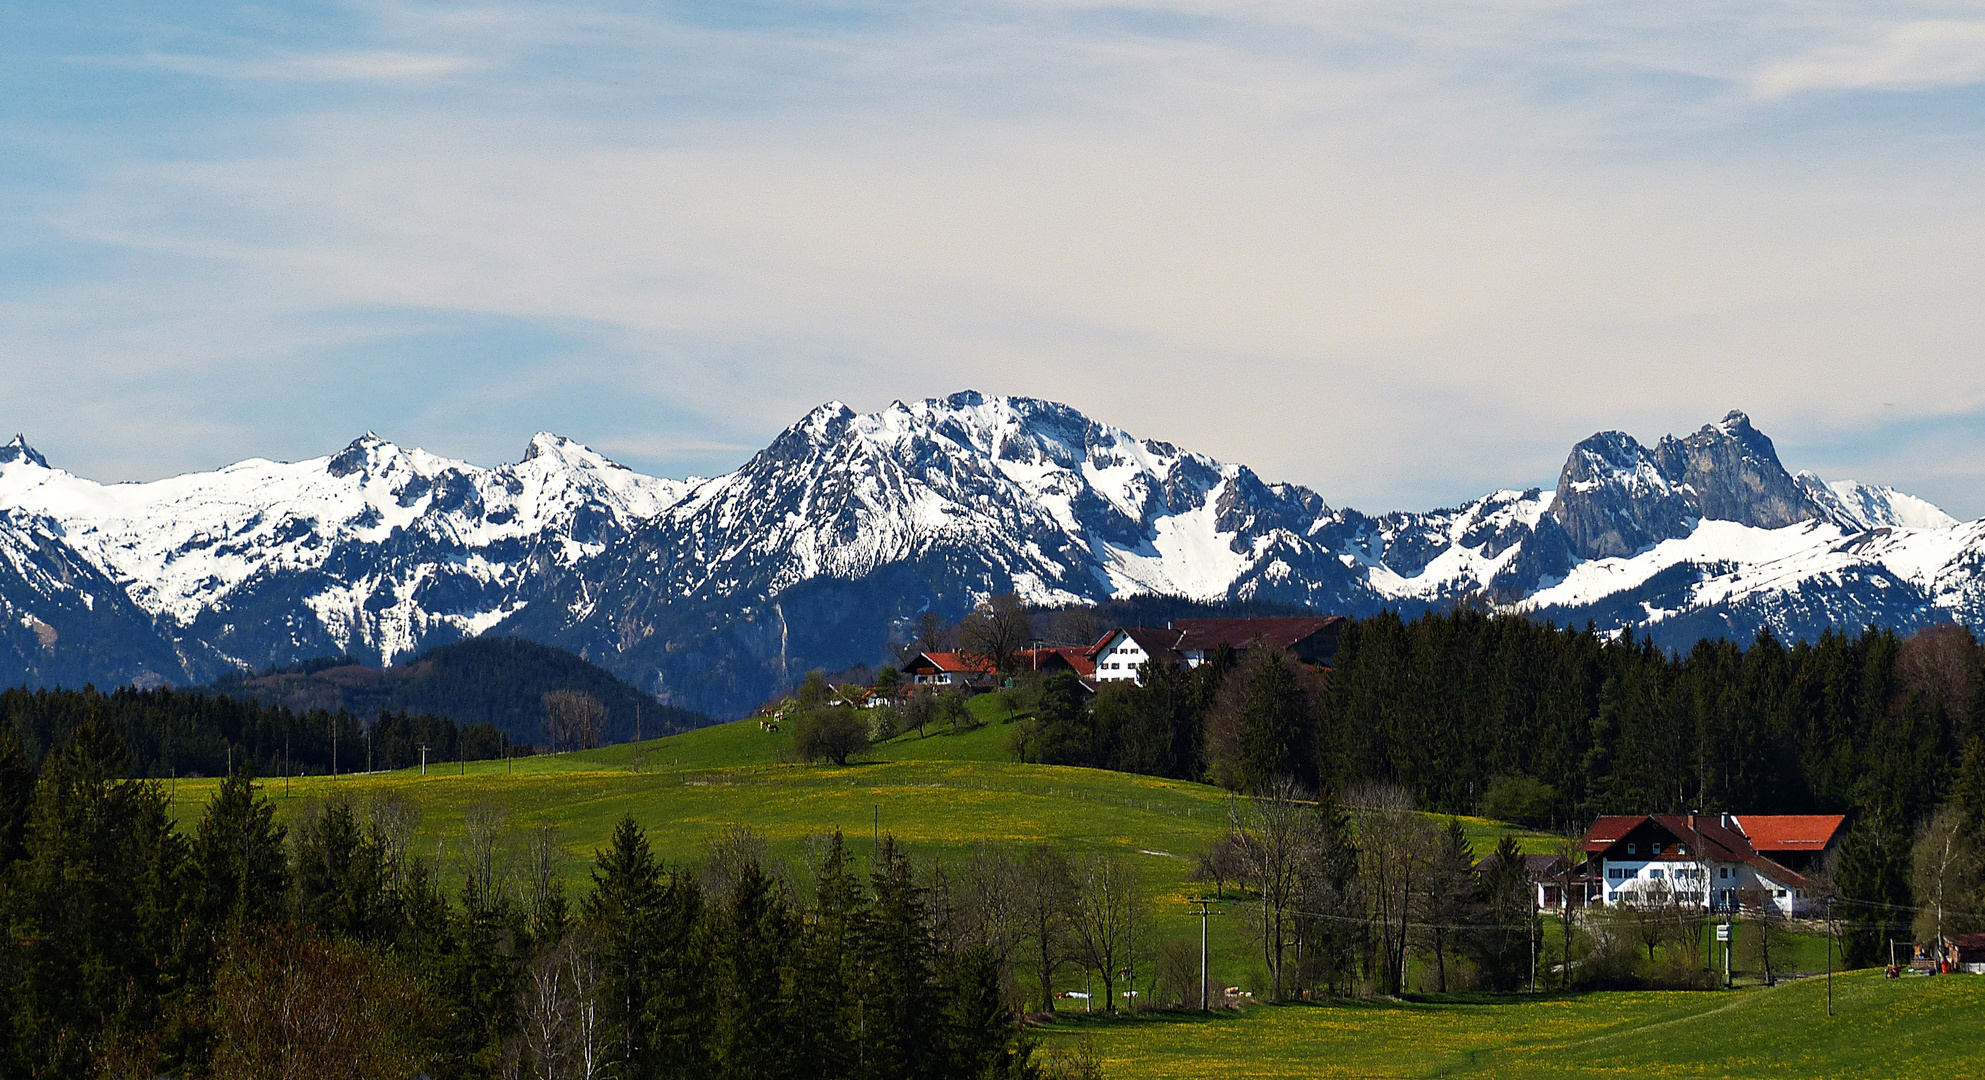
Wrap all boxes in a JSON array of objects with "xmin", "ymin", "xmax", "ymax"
[{"xmin": 1053, "ymin": 967, "xmax": 1982, "ymax": 1079}]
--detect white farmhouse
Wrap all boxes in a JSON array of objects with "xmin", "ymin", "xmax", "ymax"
[
  {"xmin": 1090, "ymin": 616, "xmax": 1346, "ymax": 686},
  {"xmin": 1582, "ymin": 814, "xmax": 1846, "ymax": 918}
]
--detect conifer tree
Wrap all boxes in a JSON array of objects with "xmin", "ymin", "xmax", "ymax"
[
  {"xmin": 188, "ymin": 767, "xmax": 291, "ymax": 933},
  {"xmin": 794, "ymin": 832, "xmax": 863, "ymax": 1077},
  {"xmin": 713, "ymin": 859, "xmax": 796, "ymax": 1079},
  {"xmin": 2, "ymin": 719, "xmax": 185, "ymax": 1078},
  {"xmin": 863, "ymin": 839, "xmax": 941, "ymax": 1080}
]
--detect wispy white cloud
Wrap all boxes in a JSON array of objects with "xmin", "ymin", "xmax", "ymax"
[
  {"xmin": 1754, "ymin": 19, "xmax": 1985, "ymax": 96},
  {"xmin": 8, "ymin": 1, "xmax": 1985, "ymax": 514},
  {"xmin": 145, "ymin": 49, "xmax": 486, "ymax": 83}
]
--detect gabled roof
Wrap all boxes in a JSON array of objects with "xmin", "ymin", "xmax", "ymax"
[
  {"xmin": 1584, "ymin": 815, "xmax": 1643, "ymax": 850},
  {"xmin": 1101, "ymin": 626, "xmax": 1186, "ymax": 663},
  {"xmin": 1584, "ymin": 813, "xmax": 1817, "ymax": 889},
  {"xmin": 1731, "ymin": 815, "xmax": 1847, "ymax": 852},
  {"xmin": 1172, "ymin": 615, "xmax": 1345, "ymax": 653},
  {"xmin": 907, "ymin": 651, "xmax": 996, "ymax": 675},
  {"xmin": 1013, "ymin": 646, "xmax": 1099, "ymax": 678}
]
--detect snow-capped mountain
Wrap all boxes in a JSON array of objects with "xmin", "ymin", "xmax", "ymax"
[
  {"xmin": 0, "ymin": 431, "xmax": 685, "ymax": 685},
  {"xmin": 0, "ymin": 394, "xmax": 1977, "ymax": 717}
]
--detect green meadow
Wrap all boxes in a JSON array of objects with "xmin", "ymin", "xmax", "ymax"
[
  {"xmin": 160, "ymin": 708, "xmax": 1985, "ymax": 1078},
  {"xmin": 1053, "ymin": 966, "xmax": 1979, "ymax": 1079}
]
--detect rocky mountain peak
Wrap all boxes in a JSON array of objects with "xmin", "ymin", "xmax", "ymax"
[
  {"xmin": 326, "ymin": 432, "xmax": 394, "ymax": 478},
  {"xmin": 1550, "ymin": 412, "xmax": 1830, "ymax": 560},
  {"xmin": 1651, "ymin": 411, "xmax": 1824, "ymax": 531},
  {"xmin": 0, "ymin": 435, "xmax": 47, "ymax": 470}
]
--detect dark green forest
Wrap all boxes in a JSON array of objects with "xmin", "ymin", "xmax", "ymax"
[
  {"xmin": 0, "ymin": 685, "xmax": 513, "ymax": 778},
  {"xmin": 217, "ymin": 638, "xmax": 709, "ymax": 746}
]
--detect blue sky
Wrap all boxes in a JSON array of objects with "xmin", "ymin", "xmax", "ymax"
[{"xmin": 5, "ymin": 2, "xmax": 1985, "ymax": 516}]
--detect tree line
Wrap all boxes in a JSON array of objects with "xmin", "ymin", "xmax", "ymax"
[{"xmin": 0, "ymin": 684, "xmax": 522, "ymax": 778}]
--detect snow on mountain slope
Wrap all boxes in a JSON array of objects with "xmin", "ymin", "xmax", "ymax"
[
  {"xmin": 0, "ymin": 432, "xmax": 686, "ymax": 669},
  {"xmin": 0, "ymin": 397, "xmax": 1978, "ymax": 719},
  {"xmin": 1797, "ymin": 471, "xmax": 1960, "ymax": 531}
]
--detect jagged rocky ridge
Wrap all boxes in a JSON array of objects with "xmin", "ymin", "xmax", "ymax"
[{"xmin": 0, "ymin": 396, "xmax": 1975, "ymax": 717}]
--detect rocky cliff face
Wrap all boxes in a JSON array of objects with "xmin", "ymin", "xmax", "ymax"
[
  {"xmin": 0, "ymin": 398, "xmax": 1976, "ymax": 718},
  {"xmin": 1550, "ymin": 411, "xmax": 1833, "ymax": 560}
]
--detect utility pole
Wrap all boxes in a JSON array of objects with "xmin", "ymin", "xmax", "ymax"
[
  {"xmin": 332, "ymin": 716, "xmax": 338, "ymax": 778},
  {"xmin": 284, "ymin": 737, "xmax": 290, "ymax": 797},
  {"xmin": 635, "ymin": 702, "xmax": 642, "ymax": 744},
  {"xmin": 1192, "ymin": 898, "xmax": 1221, "ymax": 1011},
  {"xmin": 873, "ymin": 804, "xmax": 879, "ymax": 856},
  {"xmin": 1826, "ymin": 898, "xmax": 1835, "ymax": 1017},
  {"xmin": 418, "ymin": 742, "xmax": 429, "ymax": 776}
]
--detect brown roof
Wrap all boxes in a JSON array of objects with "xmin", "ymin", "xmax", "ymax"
[
  {"xmin": 1171, "ymin": 615, "xmax": 1345, "ymax": 653},
  {"xmin": 1016, "ymin": 647, "xmax": 1098, "ymax": 678},
  {"xmin": 1108, "ymin": 626, "xmax": 1187, "ymax": 662},
  {"xmin": 1584, "ymin": 815, "xmax": 1642, "ymax": 849},
  {"xmin": 1584, "ymin": 814, "xmax": 1814, "ymax": 888}
]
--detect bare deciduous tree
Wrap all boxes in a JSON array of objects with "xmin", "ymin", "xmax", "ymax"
[
  {"xmin": 959, "ymin": 594, "xmax": 1032, "ymax": 676},
  {"xmin": 543, "ymin": 690, "xmax": 607, "ymax": 752},
  {"xmin": 367, "ymin": 791, "xmax": 420, "ymax": 891},
  {"xmin": 1229, "ymin": 779, "xmax": 1323, "ymax": 1001},
  {"xmin": 528, "ymin": 823, "xmax": 569, "ymax": 945},
  {"xmin": 462, "ymin": 801, "xmax": 511, "ymax": 910},
  {"xmin": 517, "ymin": 929, "xmax": 607, "ymax": 1080},
  {"xmin": 1072, "ymin": 851, "xmax": 1142, "ymax": 1011},
  {"xmin": 1349, "ymin": 782, "xmax": 1439, "ymax": 996},
  {"xmin": 1912, "ymin": 802, "xmax": 1982, "ymax": 959},
  {"xmin": 703, "ymin": 823, "xmax": 775, "ymax": 903},
  {"xmin": 1018, "ymin": 844, "xmax": 1079, "ymax": 1013}
]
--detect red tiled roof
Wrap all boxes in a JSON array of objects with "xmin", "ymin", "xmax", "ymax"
[
  {"xmin": 910, "ymin": 651, "xmax": 996, "ymax": 674},
  {"xmin": 1731, "ymin": 815, "xmax": 1847, "ymax": 852}
]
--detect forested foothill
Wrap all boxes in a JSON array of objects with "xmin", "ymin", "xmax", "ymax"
[
  {"xmin": 806, "ymin": 604, "xmax": 1985, "ymax": 973},
  {"xmin": 214, "ymin": 637, "xmax": 709, "ymax": 747},
  {"xmin": 0, "ymin": 682, "xmax": 523, "ymax": 779}
]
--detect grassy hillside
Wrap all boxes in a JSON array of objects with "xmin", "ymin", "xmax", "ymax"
[{"xmin": 164, "ymin": 712, "xmax": 1549, "ymax": 997}]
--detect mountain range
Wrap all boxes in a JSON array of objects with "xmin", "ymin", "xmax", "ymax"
[{"xmin": 1, "ymin": 393, "xmax": 1977, "ymax": 718}]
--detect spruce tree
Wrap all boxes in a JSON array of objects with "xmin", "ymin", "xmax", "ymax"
[
  {"xmin": 862, "ymin": 839, "xmax": 941, "ymax": 1080},
  {"xmin": 713, "ymin": 859, "xmax": 796, "ymax": 1079},
  {"xmin": 794, "ymin": 833, "xmax": 863, "ymax": 1078}
]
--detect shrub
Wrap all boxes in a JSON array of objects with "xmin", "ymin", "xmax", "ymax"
[
  {"xmin": 1480, "ymin": 774, "xmax": 1557, "ymax": 827},
  {"xmin": 792, "ymin": 707, "xmax": 870, "ymax": 765}
]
